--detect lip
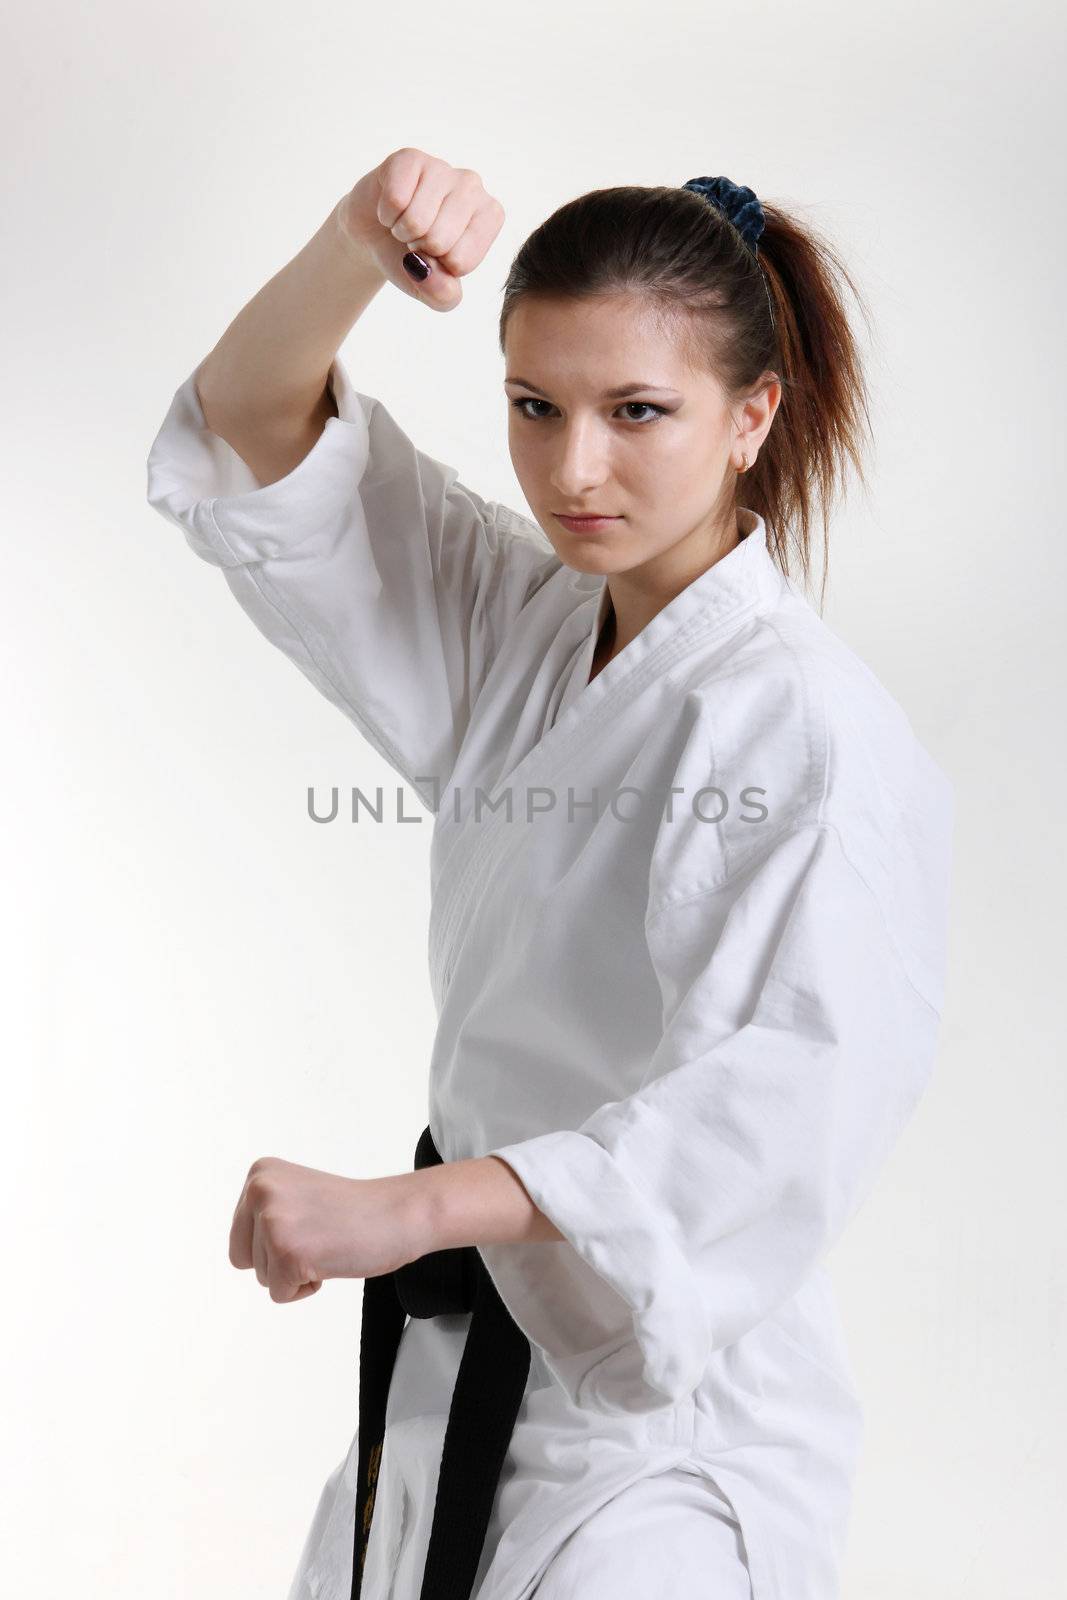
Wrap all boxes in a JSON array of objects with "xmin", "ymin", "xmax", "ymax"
[{"xmin": 555, "ymin": 513, "xmax": 621, "ymax": 533}]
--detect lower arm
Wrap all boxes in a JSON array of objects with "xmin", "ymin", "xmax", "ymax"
[
  {"xmin": 196, "ymin": 196, "xmax": 386, "ymax": 429},
  {"xmin": 409, "ymin": 1156, "xmax": 565, "ymax": 1255}
]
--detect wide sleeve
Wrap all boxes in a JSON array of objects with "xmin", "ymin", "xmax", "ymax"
[
  {"xmin": 144, "ymin": 355, "xmax": 554, "ymax": 810},
  {"xmin": 481, "ymin": 814, "xmax": 954, "ymax": 1416}
]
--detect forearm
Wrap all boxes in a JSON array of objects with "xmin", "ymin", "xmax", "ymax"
[
  {"xmin": 196, "ymin": 195, "xmax": 386, "ymax": 428},
  {"xmin": 406, "ymin": 1155, "xmax": 565, "ymax": 1254}
]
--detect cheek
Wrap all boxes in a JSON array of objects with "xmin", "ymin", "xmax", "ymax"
[
  {"xmin": 646, "ymin": 425, "xmax": 722, "ymax": 495},
  {"xmin": 623, "ymin": 429, "xmax": 702, "ymax": 499},
  {"xmin": 507, "ymin": 424, "xmax": 539, "ymax": 480}
]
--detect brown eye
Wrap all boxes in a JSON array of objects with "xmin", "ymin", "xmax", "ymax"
[
  {"xmin": 620, "ymin": 402, "xmax": 666, "ymax": 424},
  {"xmin": 509, "ymin": 398, "xmax": 667, "ymax": 424},
  {"xmin": 510, "ymin": 398, "xmax": 554, "ymax": 420}
]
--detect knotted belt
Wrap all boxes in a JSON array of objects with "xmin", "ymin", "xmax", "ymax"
[{"xmin": 351, "ymin": 1125, "xmax": 533, "ymax": 1600}]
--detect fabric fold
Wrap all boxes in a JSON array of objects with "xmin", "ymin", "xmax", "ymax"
[
  {"xmin": 145, "ymin": 355, "xmax": 555, "ymax": 806},
  {"xmin": 485, "ymin": 821, "xmax": 950, "ymax": 1415}
]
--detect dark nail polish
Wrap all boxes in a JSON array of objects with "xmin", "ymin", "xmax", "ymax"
[{"xmin": 402, "ymin": 251, "xmax": 430, "ymax": 282}]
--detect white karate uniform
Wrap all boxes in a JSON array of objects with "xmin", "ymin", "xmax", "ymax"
[{"xmin": 146, "ymin": 355, "xmax": 954, "ymax": 1600}]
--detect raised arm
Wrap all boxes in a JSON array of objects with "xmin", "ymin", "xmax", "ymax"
[
  {"xmin": 146, "ymin": 149, "xmax": 552, "ymax": 809},
  {"xmin": 195, "ymin": 147, "xmax": 504, "ymax": 485}
]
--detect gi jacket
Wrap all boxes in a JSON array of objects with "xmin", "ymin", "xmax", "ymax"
[{"xmin": 146, "ymin": 355, "xmax": 955, "ymax": 1600}]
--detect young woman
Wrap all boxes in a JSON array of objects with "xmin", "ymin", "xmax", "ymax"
[{"xmin": 146, "ymin": 148, "xmax": 954, "ymax": 1600}]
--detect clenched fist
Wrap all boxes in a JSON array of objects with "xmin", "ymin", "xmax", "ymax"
[
  {"xmin": 228, "ymin": 1155, "xmax": 430, "ymax": 1303},
  {"xmin": 337, "ymin": 146, "xmax": 505, "ymax": 312}
]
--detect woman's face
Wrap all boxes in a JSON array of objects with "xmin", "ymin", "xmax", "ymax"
[{"xmin": 503, "ymin": 292, "xmax": 777, "ymax": 580}]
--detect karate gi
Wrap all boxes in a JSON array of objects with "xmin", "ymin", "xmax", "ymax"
[{"xmin": 145, "ymin": 355, "xmax": 955, "ymax": 1600}]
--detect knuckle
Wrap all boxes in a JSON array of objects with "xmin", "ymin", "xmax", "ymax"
[
  {"xmin": 380, "ymin": 186, "xmax": 409, "ymax": 215},
  {"xmin": 441, "ymin": 240, "xmax": 477, "ymax": 275},
  {"xmin": 274, "ymin": 1240, "xmax": 304, "ymax": 1277},
  {"xmin": 402, "ymin": 205, "xmax": 433, "ymax": 236},
  {"xmin": 246, "ymin": 1172, "xmax": 271, "ymax": 1204}
]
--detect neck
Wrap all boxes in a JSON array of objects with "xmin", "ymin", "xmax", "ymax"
[{"xmin": 602, "ymin": 512, "xmax": 744, "ymax": 659}]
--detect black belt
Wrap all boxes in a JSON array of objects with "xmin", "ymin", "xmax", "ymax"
[{"xmin": 351, "ymin": 1125, "xmax": 533, "ymax": 1599}]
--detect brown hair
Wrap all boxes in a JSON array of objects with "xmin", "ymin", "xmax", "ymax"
[{"xmin": 497, "ymin": 184, "xmax": 874, "ymax": 610}]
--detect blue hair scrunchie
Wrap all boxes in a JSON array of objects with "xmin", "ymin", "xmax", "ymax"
[{"xmin": 681, "ymin": 175, "xmax": 766, "ymax": 255}]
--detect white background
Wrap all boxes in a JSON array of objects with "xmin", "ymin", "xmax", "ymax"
[{"xmin": 3, "ymin": 1, "xmax": 1063, "ymax": 1594}]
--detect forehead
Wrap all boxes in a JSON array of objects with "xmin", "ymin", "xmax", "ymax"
[{"xmin": 504, "ymin": 292, "xmax": 701, "ymax": 387}]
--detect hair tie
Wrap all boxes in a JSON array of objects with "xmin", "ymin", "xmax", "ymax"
[
  {"xmin": 682, "ymin": 174, "xmax": 775, "ymax": 334},
  {"xmin": 681, "ymin": 175, "xmax": 766, "ymax": 256}
]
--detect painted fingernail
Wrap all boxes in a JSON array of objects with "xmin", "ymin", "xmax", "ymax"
[{"xmin": 402, "ymin": 251, "xmax": 431, "ymax": 282}]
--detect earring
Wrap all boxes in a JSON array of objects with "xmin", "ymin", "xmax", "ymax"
[{"xmin": 736, "ymin": 451, "xmax": 750, "ymax": 473}]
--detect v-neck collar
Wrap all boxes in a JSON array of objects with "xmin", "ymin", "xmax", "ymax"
[
  {"xmin": 502, "ymin": 505, "xmax": 784, "ymax": 801},
  {"xmin": 569, "ymin": 505, "xmax": 782, "ymax": 698},
  {"xmin": 428, "ymin": 508, "xmax": 785, "ymax": 1004}
]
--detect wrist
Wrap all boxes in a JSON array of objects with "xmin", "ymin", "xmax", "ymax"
[
  {"xmin": 406, "ymin": 1156, "xmax": 563, "ymax": 1255},
  {"xmin": 334, "ymin": 192, "xmax": 384, "ymax": 273}
]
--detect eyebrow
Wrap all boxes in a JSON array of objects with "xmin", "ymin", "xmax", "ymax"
[{"xmin": 504, "ymin": 376, "xmax": 682, "ymax": 400}]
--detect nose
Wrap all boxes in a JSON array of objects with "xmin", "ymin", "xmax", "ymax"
[{"xmin": 548, "ymin": 418, "xmax": 611, "ymax": 499}]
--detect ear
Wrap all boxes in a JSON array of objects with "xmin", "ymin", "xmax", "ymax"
[{"xmin": 737, "ymin": 373, "xmax": 782, "ymax": 461}]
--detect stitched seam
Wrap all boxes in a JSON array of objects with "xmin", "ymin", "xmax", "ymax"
[
  {"xmin": 645, "ymin": 612, "xmax": 832, "ymax": 920},
  {"xmin": 432, "ymin": 597, "xmax": 771, "ymax": 997},
  {"xmin": 822, "ymin": 819, "xmax": 943, "ymax": 1018},
  {"xmin": 644, "ymin": 820, "xmax": 942, "ymax": 1019},
  {"xmin": 644, "ymin": 818, "xmax": 828, "ymax": 927},
  {"xmin": 761, "ymin": 610, "xmax": 830, "ymax": 824},
  {"xmin": 429, "ymin": 533, "xmax": 784, "ymax": 996},
  {"xmin": 204, "ymin": 496, "xmax": 245, "ymax": 564}
]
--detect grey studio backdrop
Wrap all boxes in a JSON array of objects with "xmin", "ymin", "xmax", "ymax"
[{"xmin": 3, "ymin": 1, "xmax": 1063, "ymax": 1595}]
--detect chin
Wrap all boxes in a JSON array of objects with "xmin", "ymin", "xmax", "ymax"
[
  {"xmin": 550, "ymin": 544, "xmax": 627, "ymax": 577},
  {"xmin": 540, "ymin": 527, "xmax": 634, "ymax": 572}
]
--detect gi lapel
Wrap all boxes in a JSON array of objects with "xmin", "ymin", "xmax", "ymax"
[{"xmin": 428, "ymin": 516, "xmax": 784, "ymax": 1006}]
